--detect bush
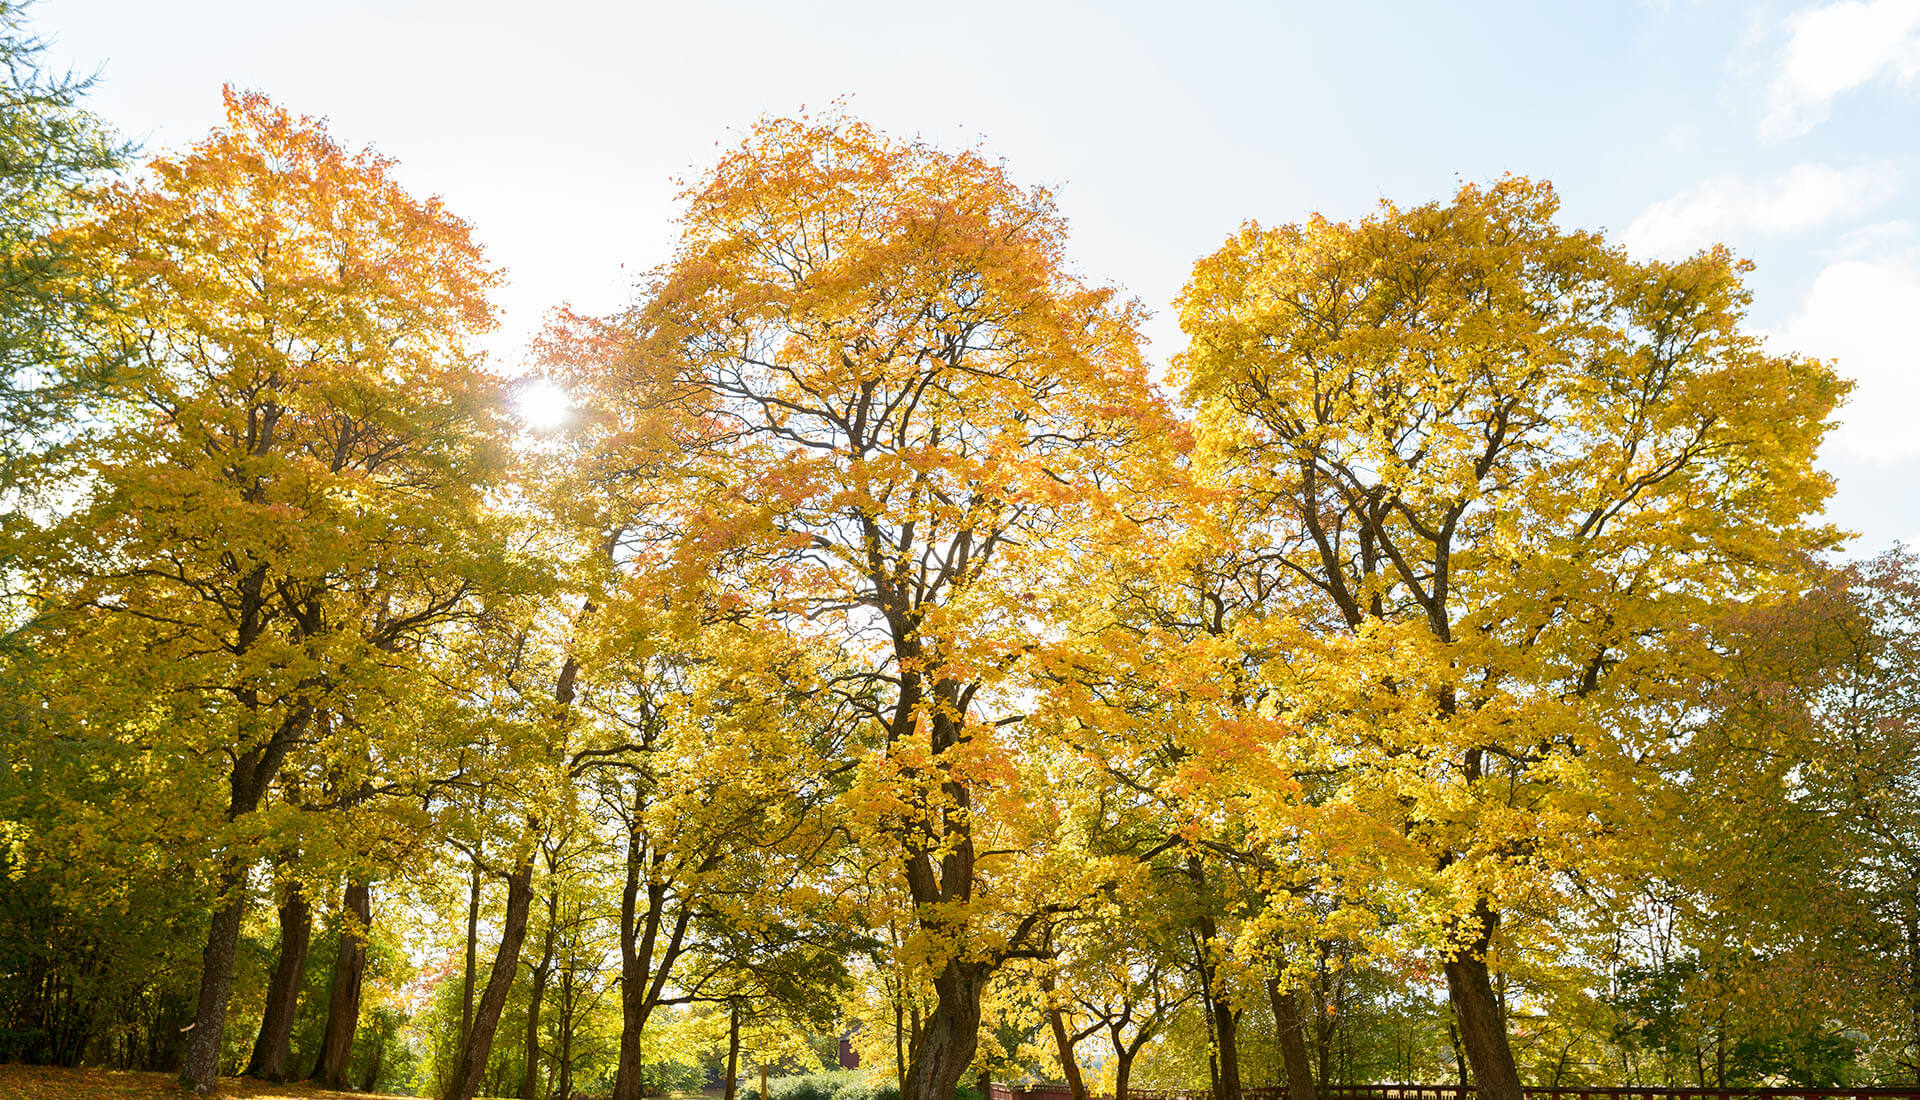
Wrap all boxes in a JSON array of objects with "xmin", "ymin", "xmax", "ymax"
[{"xmin": 751, "ymin": 1069, "xmax": 954, "ymax": 1100}]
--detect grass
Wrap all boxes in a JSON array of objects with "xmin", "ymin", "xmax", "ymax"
[{"xmin": 0, "ymin": 1064, "xmax": 417, "ymax": 1099}]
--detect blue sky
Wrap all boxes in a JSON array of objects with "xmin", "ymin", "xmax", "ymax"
[{"xmin": 33, "ymin": 0, "xmax": 1920, "ymax": 554}]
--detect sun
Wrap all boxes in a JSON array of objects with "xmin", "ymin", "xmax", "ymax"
[{"xmin": 514, "ymin": 378, "xmax": 571, "ymax": 430}]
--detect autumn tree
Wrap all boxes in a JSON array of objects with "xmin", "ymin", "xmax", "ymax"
[
  {"xmin": 1177, "ymin": 178, "xmax": 1845, "ymax": 1100},
  {"xmin": 1027, "ymin": 433, "xmax": 1357, "ymax": 1100},
  {"xmin": 1638, "ymin": 549, "xmax": 1920, "ymax": 1084},
  {"xmin": 579, "ymin": 611, "xmax": 852, "ymax": 1100},
  {"xmin": 563, "ymin": 114, "xmax": 1166, "ymax": 1100},
  {"xmin": 9, "ymin": 89, "xmax": 513, "ymax": 1094}
]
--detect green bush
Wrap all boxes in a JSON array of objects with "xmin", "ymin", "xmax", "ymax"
[{"xmin": 750, "ymin": 1069, "xmax": 952, "ymax": 1100}]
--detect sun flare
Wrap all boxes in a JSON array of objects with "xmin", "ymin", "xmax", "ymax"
[{"xmin": 514, "ymin": 378, "xmax": 571, "ymax": 430}]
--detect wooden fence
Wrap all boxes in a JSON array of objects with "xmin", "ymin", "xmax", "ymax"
[{"xmin": 990, "ymin": 1084, "xmax": 1920, "ymax": 1100}]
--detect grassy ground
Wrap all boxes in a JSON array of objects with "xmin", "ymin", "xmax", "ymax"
[{"xmin": 0, "ymin": 1064, "xmax": 418, "ymax": 1099}]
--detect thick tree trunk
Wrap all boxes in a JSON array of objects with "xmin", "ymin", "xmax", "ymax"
[
  {"xmin": 903, "ymin": 959, "xmax": 988, "ymax": 1100},
  {"xmin": 244, "ymin": 883, "xmax": 312, "ymax": 1081},
  {"xmin": 311, "ymin": 881, "xmax": 372, "ymax": 1089},
  {"xmin": 1443, "ymin": 907, "xmax": 1522, "ymax": 1100},
  {"xmin": 1114, "ymin": 1049, "xmax": 1136, "ymax": 1100},
  {"xmin": 178, "ymin": 862, "xmax": 249, "ymax": 1093},
  {"xmin": 522, "ymin": 889, "xmax": 556, "ymax": 1100},
  {"xmin": 445, "ymin": 859, "xmax": 534, "ymax": 1100},
  {"xmin": 1268, "ymin": 978, "xmax": 1317, "ymax": 1100}
]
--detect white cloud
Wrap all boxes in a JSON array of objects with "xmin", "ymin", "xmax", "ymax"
[
  {"xmin": 1771, "ymin": 257, "xmax": 1920, "ymax": 462},
  {"xmin": 1763, "ymin": 0, "xmax": 1920, "ymax": 138},
  {"xmin": 1622, "ymin": 162, "xmax": 1900, "ymax": 259},
  {"xmin": 1832, "ymin": 218, "xmax": 1918, "ymax": 259}
]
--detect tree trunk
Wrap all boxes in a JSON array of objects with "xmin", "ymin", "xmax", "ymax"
[
  {"xmin": 1189, "ymin": 923, "xmax": 1239, "ymax": 1100},
  {"xmin": 177, "ymin": 861, "xmax": 249, "ymax": 1093},
  {"xmin": 1443, "ymin": 906, "xmax": 1521, "ymax": 1100},
  {"xmin": 177, "ymin": 709, "xmax": 311, "ymax": 1093},
  {"xmin": 1211, "ymin": 996, "xmax": 1242, "ymax": 1100},
  {"xmin": 557, "ymin": 958, "xmax": 577, "ymax": 1100},
  {"xmin": 1269, "ymin": 978, "xmax": 1317, "ymax": 1100},
  {"xmin": 725, "ymin": 1000, "xmax": 741, "ymax": 1100},
  {"xmin": 1114, "ymin": 1047, "xmax": 1136, "ymax": 1100},
  {"xmin": 903, "ymin": 959, "xmax": 988, "ymax": 1100},
  {"xmin": 1311, "ymin": 975, "xmax": 1335, "ymax": 1086},
  {"xmin": 462, "ymin": 855, "xmax": 481, "ymax": 1049},
  {"xmin": 244, "ymin": 882, "xmax": 312, "ymax": 1081},
  {"xmin": 445, "ymin": 859, "xmax": 534, "ymax": 1100},
  {"xmin": 523, "ymin": 889, "xmax": 557, "ymax": 1100},
  {"xmin": 311, "ymin": 880, "xmax": 372, "ymax": 1089},
  {"xmin": 610, "ymin": 807, "xmax": 699, "ymax": 1100},
  {"xmin": 1041, "ymin": 977, "xmax": 1088, "ymax": 1100}
]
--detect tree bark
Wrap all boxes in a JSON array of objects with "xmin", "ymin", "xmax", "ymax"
[
  {"xmin": 1268, "ymin": 977, "xmax": 1317, "ymax": 1100},
  {"xmin": 610, "ymin": 822, "xmax": 656, "ymax": 1100},
  {"xmin": 1041, "ymin": 977, "xmax": 1088, "ymax": 1100},
  {"xmin": 1210, "ymin": 995, "xmax": 1242, "ymax": 1100},
  {"xmin": 445, "ymin": 858, "xmax": 534, "ymax": 1100},
  {"xmin": 556, "ymin": 958, "xmax": 578, "ymax": 1100},
  {"xmin": 903, "ymin": 958, "xmax": 988, "ymax": 1100},
  {"xmin": 523, "ymin": 888, "xmax": 557, "ymax": 1100},
  {"xmin": 725, "ymin": 1000, "xmax": 741, "ymax": 1100},
  {"xmin": 610, "ymin": 805, "xmax": 699, "ymax": 1100},
  {"xmin": 177, "ymin": 862, "xmax": 249, "ymax": 1093},
  {"xmin": 178, "ymin": 706, "xmax": 312, "ymax": 1093},
  {"xmin": 244, "ymin": 882, "xmax": 312, "ymax": 1081},
  {"xmin": 461, "ymin": 855, "xmax": 481, "ymax": 1050},
  {"xmin": 310, "ymin": 880, "xmax": 372, "ymax": 1089},
  {"xmin": 1443, "ymin": 906, "xmax": 1522, "ymax": 1100}
]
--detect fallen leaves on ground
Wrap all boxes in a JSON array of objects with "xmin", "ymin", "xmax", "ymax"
[{"xmin": 0, "ymin": 1064, "xmax": 417, "ymax": 1100}]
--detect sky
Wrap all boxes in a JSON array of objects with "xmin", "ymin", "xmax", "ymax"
[{"xmin": 29, "ymin": 0, "xmax": 1920, "ymax": 555}]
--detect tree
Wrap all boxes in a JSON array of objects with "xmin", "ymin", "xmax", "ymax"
[
  {"xmin": 564, "ymin": 114, "xmax": 1167, "ymax": 1100},
  {"xmin": 1177, "ymin": 177, "xmax": 1845, "ymax": 1100},
  {"xmin": 1646, "ymin": 549, "xmax": 1920, "ymax": 1085},
  {"xmin": 0, "ymin": 0, "xmax": 124, "ymax": 499},
  {"xmin": 13, "ymin": 89, "xmax": 511, "ymax": 1093}
]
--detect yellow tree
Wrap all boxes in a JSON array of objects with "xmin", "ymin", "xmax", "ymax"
[
  {"xmin": 560, "ymin": 115, "xmax": 1166, "ymax": 1100},
  {"xmin": 16, "ymin": 90, "xmax": 510, "ymax": 1094},
  {"xmin": 1177, "ymin": 178, "xmax": 1845, "ymax": 1100}
]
